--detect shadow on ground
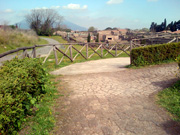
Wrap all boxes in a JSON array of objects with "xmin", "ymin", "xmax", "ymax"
[{"xmin": 162, "ymin": 120, "xmax": 180, "ymax": 135}]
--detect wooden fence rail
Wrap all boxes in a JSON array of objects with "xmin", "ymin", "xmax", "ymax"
[
  {"xmin": 1, "ymin": 36, "xmax": 179, "ymax": 65},
  {"xmin": 0, "ymin": 42, "xmax": 132, "ymax": 65}
]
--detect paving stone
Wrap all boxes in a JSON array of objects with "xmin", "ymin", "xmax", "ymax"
[{"xmin": 53, "ymin": 63, "xmax": 180, "ymax": 135}]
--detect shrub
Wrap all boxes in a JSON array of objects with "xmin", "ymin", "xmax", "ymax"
[
  {"xmin": 131, "ymin": 42, "xmax": 180, "ymax": 66},
  {"xmin": 0, "ymin": 57, "xmax": 50, "ymax": 134}
]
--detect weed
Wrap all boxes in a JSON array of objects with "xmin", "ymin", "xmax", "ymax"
[{"xmin": 0, "ymin": 29, "xmax": 48, "ymax": 54}]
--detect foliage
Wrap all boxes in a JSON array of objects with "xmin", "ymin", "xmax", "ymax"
[
  {"xmin": 25, "ymin": 9, "xmax": 63, "ymax": 36},
  {"xmin": 10, "ymin": 25, "xmax": 17, "ymax": 29},
  {"xmin": 131, "ymin": 53, "xmax": 148, "ymax": 66},
  {"xmin": 20, "ymin": 76, "xmax": 58, "ymax": 135},
  {"xmin": 104, "ymin": 27, "xmax": 118, "ymax": 30},
  {"xmin": 87, "ymin": 33, "xmax": 91, "ymax": 43},
  {"xmin": 158, "ymin": 80, "xmax": 180, "ymax": 121},
  {"xmin": 150, "ymin": 18, "xmax": 180, "ymax": 32},
  {"xmin": 96, "ymin": 33, "xmax": 99, "ymax": 42},
  {"xmin": 88, "ymin": 26, "xmax": 96, "ymax": 32},
  {"xmin": 0, "ymin": 29, "xmax": 48, "ymax": 54},
  {"xmin": 131, "ymin": 42, "xmax": 180, "ymax": 66},
  {"xmin": 0, "ymin": 58, "xmax": 51, "ymax": 134}
]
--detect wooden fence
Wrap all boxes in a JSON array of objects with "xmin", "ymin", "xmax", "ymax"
[
  {"xmin": 1, "ymin": 36, "xmax": 179, "ymax": 65},
  {"xmin": 0, "ymin": 42, "xmax": 132, "ymax": 65}
]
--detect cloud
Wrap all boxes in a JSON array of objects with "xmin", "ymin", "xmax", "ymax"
[
  {"xmin": 51, "ymin": 6, "xmax": 60, "ymax": 9},
  {"xmin": 107, "ymin": 0, "xmax": 124, "ymax": 4},
  {"xmin": 147, "ymin": 0, "xmax": 158, "ymax": 2},
  {"xmin": 34, "ymin": 6, "xmax": 60, "ymax": 10},
  {"xmin": 63, "ymin": 4, "xmax": 88, "ymax": 10},
  {"xmin": 35, "ymin": 7, "xmax": 48, "ymax": 9},
  {"xmin": 4, "ymin": 9, "xmax": 14, "ymax": 13}
]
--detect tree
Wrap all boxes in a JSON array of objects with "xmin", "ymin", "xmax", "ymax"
[
  {"xmin": 150, "ymin": 22, "xmax": 156, "ymax": 32},
  {"xmin": 87, "ymin": 33, "xmax": 91, "ymax": 42},
  {"xmin": 105, "ymin": 27, "xmax": 112, "ymax": 30},
  {"xmin": 88, "ymin": 26, "xmax": 96, "ymax": 32},
  {"xmin": 164, "ymin": 18, "xmax": 167, "ymax": 30},
  {"xmin": 172, "ymin": 21, "xmax": 177, "ymax": 32},
  {"xmin": 25, "ymin": 9, "xmax": 63, "ymax": 36},
  {"xmin": 140, "ymin": 28, "xmax": 149, "ymax": 32},
  {"xmin": 112, "ymin": 27, "xmax": 118, "ymax": 30},
  {"xmin": 96, "ymin": 33, "xmax": 99, "ymax": 42},
  {"xmin": 169, "ymin": 21, "xmax": 174, "ymax": 32},
  {"xmin": 150, "ymin": 19, "xmax": 180, "ymax": 32},
  {"xmin": 176, "ymin": 20, "xmax": 180, "ymax": 30}
]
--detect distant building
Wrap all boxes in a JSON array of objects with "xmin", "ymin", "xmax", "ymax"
[
  {"xmin": 98, "ymin": 29, "xmax": 128, "ymax": 42},
  {"xmin": 0, "ymin": 25, "xmax": 18, "ymax": 29},
  {"xmin": 172, "ymin": 30, "xmax": 180, "ymax": 34}
]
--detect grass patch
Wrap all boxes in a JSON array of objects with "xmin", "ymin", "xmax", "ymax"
[
  {"xmin": 36, "ymin": 38, "xmax": 48, "ymax": 45},
  {"xmin": 40, "ymin": 36, "xmax": 67, "ymax": 44},
  {"xmin": 157, "ymin": 80, "xmax": 180, "ymax": 121},
  {"xmin": 0, "ymin": 29, "xmax": 48, "ymax": 54},
  {"xmin": 19, "ymin": 75, "xmax": 60, "ymax": 135}
]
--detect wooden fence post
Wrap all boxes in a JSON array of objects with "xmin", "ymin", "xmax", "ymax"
[
  {"xmin": 130, "ymin": 40, "xmax": 133, "ymax": 51},
  {"xmin": 53, "ymin": 46, "xmax": 58, "ymax": 65},
  {"xmin": 23, "ymin": 49, "xmax": 27, "ymax": 58},
  {"xmin": 101, "ymin": 44, "xmax": 103, "ymax": 57},
  {"xmin": 115, "ymin": 44, "xmax": 117, "ymax": 57},
  {"xmin": 69, "ymin": 45, "xmax": 73, "ymax": 60},
  {"xmin": 130, "ymin": 40, "xmax": 133, "ymax": 65},
  {"xmin": 86, "ymin": 44, "xmax": 88, "ymax": 59},
  {"xmin": 33, "ymin": 46, "xmax": 36, "ymax": 58},
  {"xmin": 177, "ymin": 37, "xmax": 179, "ymax": 43}
]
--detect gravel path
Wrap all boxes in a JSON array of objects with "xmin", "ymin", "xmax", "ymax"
[
  {"xmin": 53, "ymin": 62, "xmax": 180, "ymax": 135},
  {"xmin": 51, "ymin": 57, "xmax": 130, "ymax": 75},
  {"xmin": 0, "ymin": 37, "xmax": 61, "ymax": 66}
]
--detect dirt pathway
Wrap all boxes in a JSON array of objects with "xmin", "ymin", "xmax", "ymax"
[
  {"xmin": 51, "ymin": 57, "xmax": 130, "ymax": 75},
  {"xmin": 53, "ymin": 62, "xmax": 180, "ymax": 135}
]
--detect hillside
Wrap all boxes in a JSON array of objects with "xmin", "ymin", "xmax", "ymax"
[{"xmin": 0, "ymin": 29, "xmax": 48, "ymax": 54}]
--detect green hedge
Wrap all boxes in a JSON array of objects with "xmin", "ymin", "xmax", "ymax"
[
  {"xmin": 0, "ymin": 58, "xmax": 50, "ymax": 134},
  {"xmin": 131, "ymin": 42, "xmax": 180, "ymax": 66}
]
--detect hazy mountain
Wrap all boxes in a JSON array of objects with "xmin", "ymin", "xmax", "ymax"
[
  {"xmin": 16, "ymin": 20, "xmax": 30, "ymax": 30},
  {"xmin": 17, "ymin": 20, "xmax": 88, "ymax": 31},
  {"xmin": 62, "ymin": 20, "xmax": 87, "ymax": 31}
]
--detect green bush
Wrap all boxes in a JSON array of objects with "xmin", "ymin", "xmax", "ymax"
[
  {"xmin": 0, "ymin": 57, "xmax": 50, "ymax": 134},
  {"xmin": 131, "ymin": 42, "xmax": 180, "ymax": 66}
]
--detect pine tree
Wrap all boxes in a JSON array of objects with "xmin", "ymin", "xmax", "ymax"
[
  {"xmin": 164, "ymin": 18, "xmax": 167, "ymax": 30},
  {"xmin": 96, "ymin": 33, "xmax": 99, "ymax": 42},
  {"xmin": 87, "ymin": 33, "xmax": 91, "ymax": 43}
]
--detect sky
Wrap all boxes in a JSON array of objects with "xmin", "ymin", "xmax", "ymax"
[{"xmin": 0, "ymin": 0, "xmax": 180, "ymax": 30}]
